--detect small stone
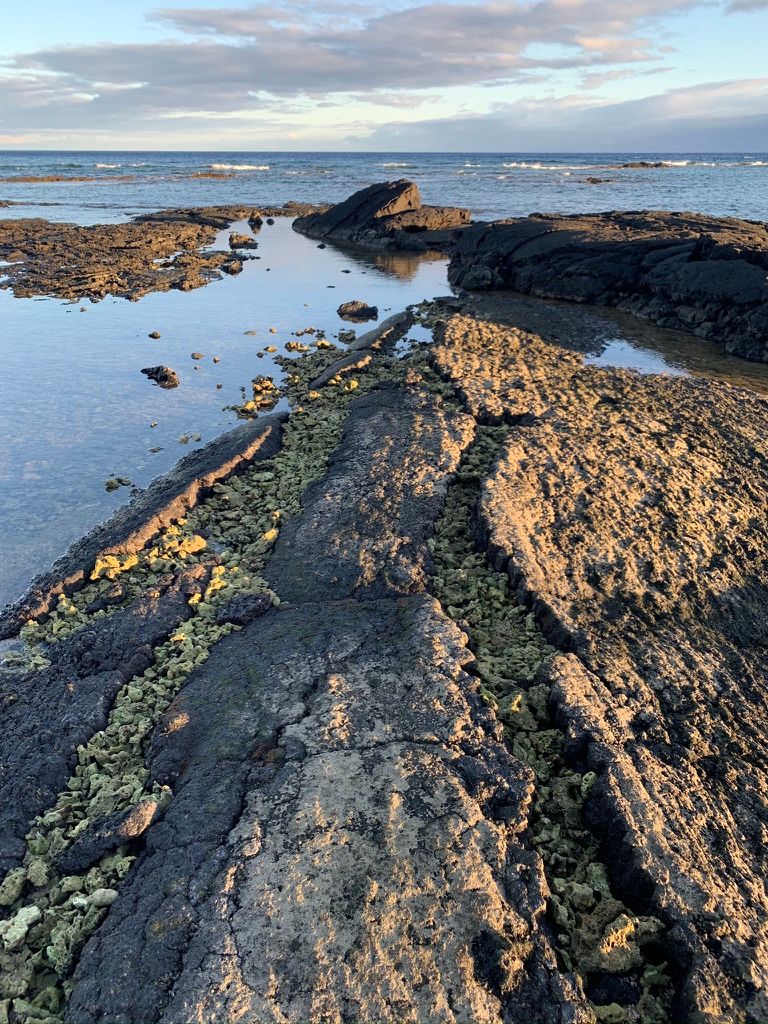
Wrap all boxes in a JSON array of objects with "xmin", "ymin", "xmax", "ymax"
[
  {"xmin": 87, "ymin": 888, "xmax": 119, "ymax": 908},
  {"xmin": 337, "ymin": 300, "xmax": 378, "ymax": 323},
  {"xmin": 26, "ymin": 859, "xmax": 49, "ymax": 887},
  {"xmin": 0, "ymin": 905, "xmax": 41, "ymax": 951},
  {"xmin": 0, "ymin": 868, "xmax": 26, "ymax": 907},
  {"xmin": 148, "ymin": 331, "xmax": 161, "ymax": 339},
  {"xmin": 191, "ymin": 352, "xmax": 204, "ymax": 360},
  {"xmin": 141, "ymin": 365, "xmax": 179, "ymax": 389}
]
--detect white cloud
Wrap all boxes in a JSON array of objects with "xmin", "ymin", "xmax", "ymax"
[
  {"xmin": 352, "ymin": 76, "xmax": 768, "ymax": 149},
  {"xmin": 0, "ymin": 0, "xmax": 764, "ymax": 148}
]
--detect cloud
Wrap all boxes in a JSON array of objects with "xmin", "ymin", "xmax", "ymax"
[
  {"xmin": 0, "ymin": 0, "xmax": 763, "ymax": 148},
  {"xmin": 351, "ymin": 77, "xmax": 768, "ymax": 149},
  {"xmin": 2, "ymin": 0, "xmax": 703, "ymax": 127},
  {"xmin": 727, "ymin": 0, "xmax": 768, "ymax": 9}
]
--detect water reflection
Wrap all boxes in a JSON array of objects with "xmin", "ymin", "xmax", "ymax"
[
  {"xmin": 0, "ymin": 218, "xmax": 449, "ymax": 607},
  {"xmin": 469, "ymin": 291, "xmax": 768, "ymax": 397}
]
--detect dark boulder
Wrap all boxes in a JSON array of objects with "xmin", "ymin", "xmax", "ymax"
[
  {"xmin": 621, "ymin": 161, "xmax": 669, "ymax": 169},
  {"xmin": 337, "ymin": 300, "xmax": 379, "ymax": 323},
  {"xmin": 293, "ymin": 180, "xmax": 470, "ymax": 252}
]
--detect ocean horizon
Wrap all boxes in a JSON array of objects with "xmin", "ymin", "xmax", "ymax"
[{"xmin": 1, "ymin": 149, "xmax": 766, "ymax": 224}]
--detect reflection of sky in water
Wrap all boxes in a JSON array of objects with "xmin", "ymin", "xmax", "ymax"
[
  {"xmin": 0, "ymin": 219, "xmax": 449, "ymax": 605},
  {"xmin": 586, "ymin": 339, "xmax": 688, "ymax": 377}
]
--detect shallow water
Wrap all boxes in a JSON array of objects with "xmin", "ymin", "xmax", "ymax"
[
  {"xmin": 0, "ymin": 219, "xmax": 448, "ymax": 606},
  {"xmin": 3, "ymin": 216, "xmax": 768, "ymax": 609}
]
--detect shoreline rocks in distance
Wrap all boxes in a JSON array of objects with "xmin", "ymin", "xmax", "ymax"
[{"xmin": 0, "ymin": 203, "xmax": 328, "ymax": 302}]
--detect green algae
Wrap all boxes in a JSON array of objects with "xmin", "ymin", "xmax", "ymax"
[
  {"xmin": 0, "ymin": 314, "xmax": 421, "ymax": 1024},
  {"xmin": 428, "ymin": 425, "xmax": 672, "ymax": 1024}
]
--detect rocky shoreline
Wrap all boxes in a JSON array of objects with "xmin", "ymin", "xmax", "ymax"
[{"xmin": 1, "ymin": 186, "xmax": 768, "ymax": 1024}]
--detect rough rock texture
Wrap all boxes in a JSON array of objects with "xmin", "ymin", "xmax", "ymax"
[
  {"xmin": 66, "ymin": 595, "xmax": 590, "ymax": 1024},
  {"xmin": 0, "ymin": 415, "xmax": 283, "ymax": 639},
  {"xmin": 6, "ymin": 290, "xmax": 768, "ymax": 1022},
  {"xmin": 434, "ymin": 310, "xmax": 768, "ymax": 1023},
  {"xmin": 267, "ymin": 386, "xmax": 474, "ymax": 603},
  {"xmin": 0, "ymin": 572, "xmax": 204, "ymax": 876},
  {"xmin": 140, "ymin": 365, "xmax": 180, "ymax": 389},
  {"xmin": 449, "ymin": 211, "xmax": 768, "ymax": 360},
  {"xmin": 50, "ymin": 377, "xmax": 594, "ymax": 1024},
  {"xmin": 293, "ymin": 179, "xmax": 471, "ymax": 251},
  {"xmin": 0, "ymin": 203, "xmax": 325, "ymax": 301},
  {"xmin": 337, "ymin": 299, "xmax": 379, "ymax": 322}
]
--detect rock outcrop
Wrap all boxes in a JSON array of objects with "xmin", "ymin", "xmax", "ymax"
[
  {"xmin": 0, "ymin": 204, "xmax": 326, "ymax": 301},
  {"xmin": 57, "ymin": 372, "xmax": 590, "ymax": 1024},
  {"xmin": 449, "ymin": 211, "xmax": 768, "ymax": 361},
  {"xmin": 293, "ymin": 179, "xmax": 471, "ymax": 251},
  {"xmin": 433, "ymin": 309, "xmax": 768, "ymax": 1023}
]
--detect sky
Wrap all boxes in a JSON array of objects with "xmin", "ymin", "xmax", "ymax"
[{"xmin": 0, "ymin": 0, "xmax": 767, "ymax": 151}]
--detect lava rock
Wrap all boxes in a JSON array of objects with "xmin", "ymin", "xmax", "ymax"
[
  {"xmin": 294, "ymin": 180, "xmax": 470, "ymax": 252},
  {"xmin": 141, "ymin": 365, "xmax": 179, "ymax": 388},
  {"xmin": 337, "ymin": 300, "xmax": 379, "ymax": 323},
  {"xmin": 449, "ymin": 210, "xmax": 768, "ymax": 361}
]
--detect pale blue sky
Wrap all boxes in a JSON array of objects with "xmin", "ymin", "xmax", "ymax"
[{"xmin": 1, "ymin": 1, "xmax": 766, "ymax": 150}]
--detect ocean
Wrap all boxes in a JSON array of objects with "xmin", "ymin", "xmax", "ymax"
[{"xmin": 0, "ymin": 150, "xmax": 767, "ymax": 224}]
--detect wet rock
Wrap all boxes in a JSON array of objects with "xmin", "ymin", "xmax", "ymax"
[
  {"xmin": 0, "ymin": 204, "xmax": 324, "ymax": 302},
  {"xmin": 620, "ymin": 161, "xmax": 669, "ymax": 169},
  {"xmin": 148, "ymin": 331, "xmax": 161, "ymax": 339},
  {"xmin": 0, "ymin": 416, "xmax": 283, "ymax": 637},
  {"xmin": 337, "ymin": 300, "xmax": 378, "ymax": 322},
  {"xmin": 190, "ymin": 352, "xmax": 204, "ymax": 360},
  {"xmin": 449, "ymin": 211, "xmax": 768, "ymax": 361},
  {"xmin": 228, "ymin": 232, "xmax": 258, "ymax": 250},
  {"xmin": 104, "ymin": 478, "xmax": 132, "ymax": 493},
  {"xmin": 141, "ymin": 366, "xmax": 179, "ymax": 389}
]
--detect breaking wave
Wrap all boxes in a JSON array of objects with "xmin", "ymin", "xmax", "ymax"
[{"xmin": 209, "ymin": 163, "xmax": 270, "ymax": 171}]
